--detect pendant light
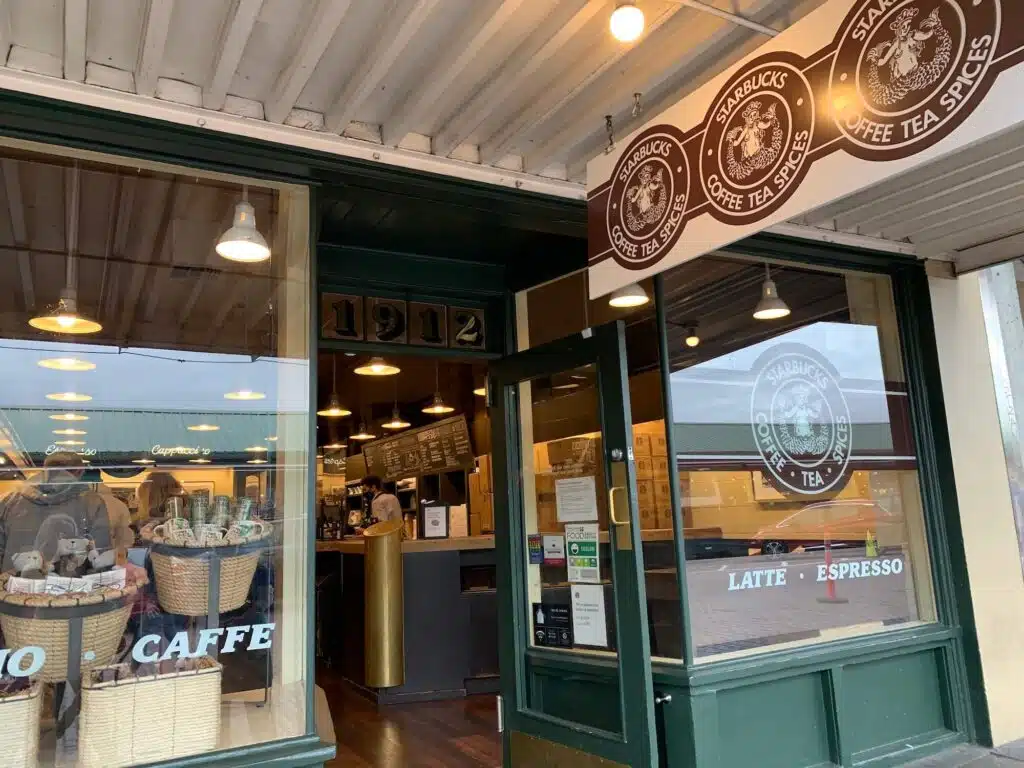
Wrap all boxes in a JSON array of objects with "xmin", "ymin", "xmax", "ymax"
[
  {"xmin": 753, "ymin": 264, "xmax": 791, "ymax": 320},
  {"xmin": 423, "ymin": 362, "xmax": 454, "ymax": 415},
  {"xmin": 53, "ymin": 429, "xmax": 87, "ymax": 436},
  {"xmin": 608, "ymin": 282, "xmax": 650, "ymax": 308},
  {"xmin": 224, "ymin": 389, "xmax": 265, "ymax": 400},
  {"xmin": 323, "ymin": 442, "xmax": 345, "ymax": 450},
  {"xmin": 473, "ymin": 386, "xmax": 486, "ymax": 397},
  {"xmin": 46, "ymin": 392, "xmax": 92, "ymax": 402},
  {"xmin": 610, "ymin": 2, "xmax": 644, "ymax": 42},
  {"xmin": 188, "ymin": 424, "xmax": 220, "ymax": 432},
  {"xmin": 216, "ymin": 186, "xmax": 271, "ymax": 263},
  {"xmin": 351, "ymin": 418, "xmax": 377, "ymax": 441},
  {"xmin": 38, "ymin": 357, "xmax": 95, "ymax": 371},
  {"xmin": 50, "ymin": 413, "xmax": 88, "ymax": 422},
  {"xmin": 382, "ymin": 379, "xmax": 410, "ymax": 430},
  {"xmin": 30, "ymin": 165, "xmax": 102, "ymax": 335},
  {"xmin": 354, "ymin": 356, "xmax": 400, "ymax": 376},
  {"xmin": 317, "ymin": 355, "xmax": 352, "ymax": 417},
  {"xmin": 685, "ymin": 326, "xmax": 701, "ymax": 348}
]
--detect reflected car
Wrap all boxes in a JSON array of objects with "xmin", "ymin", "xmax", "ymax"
[{"xmin": 752, "ymin": 499, "xmax": 901, "ymax": 557}]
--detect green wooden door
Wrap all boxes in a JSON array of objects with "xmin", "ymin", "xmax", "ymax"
[{"xmin": 490, "ymin": 321, "xmax": 658, "ymax": 768}]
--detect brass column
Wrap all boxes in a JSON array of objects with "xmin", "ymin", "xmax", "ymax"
[{"xmin": 363, "ymin": 519, "xmax": 405, "ymax": 688}]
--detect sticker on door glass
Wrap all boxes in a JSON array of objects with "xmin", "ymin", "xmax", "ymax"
[{"xmin": 565, "ymin": 523, "xmax": 600, "ymax": 583}]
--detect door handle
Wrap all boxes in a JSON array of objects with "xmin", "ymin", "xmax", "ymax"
[
  {"xmin": 655, "ymin": 693, "xmax": 672, "ymax": 705},
  {"xmin": 608, "ymin": 486, "xmax": 628, "ymax": 526}
]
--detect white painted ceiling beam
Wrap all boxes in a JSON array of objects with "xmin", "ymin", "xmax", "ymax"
[
  {"xmin": 135, "ymin": 0, "xmax": 175, "ymax": 97},
  {"xmin": 955, "ymin": 231, "xmax": 1024, "ymax": 275},
  {"xmin": 482, "ymin": 3, "xmax": 685, "ymax": 167},
  {"xmin": 63, "ymin": 0, "xmax": 88, "ymax": 83},
  {"xmin": 911, "ymin": 192, "xmax": 1024, "ymax": 246},
  {"xmin": 766, "ymin": 222, "xmax": 918, "ymax": 256},
  {"xmin": 325, "ymin": 0, "xmax": 444, "ymax": 135},
  {"xmin": 264, "ymin": 0, "xmax": 352, "ymax": 124},
  {"xmin": 671, "ymin": 0, "xmax": 779, "ymax": 37},
  {"xmin": 1, "ymin": 159, "xmax": 35, "ymax": 312},
  {"xmin": 879, "ymin": 180, "xmax": 1024, "ymax": 241},
  {"xmin": 382, "ymin": 0, "xmax": 527, "ymax": 148},
  {"xmin": 917, "ymin": 209, "xmax": 1024, "ymax": 258},
  {"xmin": 204, "ymin": 0, "xmax": 264, "ymax": 111},
  {"xmin": 431, "ymin": 0, "xmax": 604, "ymax": 160}
]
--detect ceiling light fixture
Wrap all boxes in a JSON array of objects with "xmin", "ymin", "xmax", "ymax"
[
  {"xmin": 53, "ymin": 429, "xmax": 87, "ymax": 436},
  {"xmin": 189, "ymin": 458, "xmax": 212, "ymax": 464},
  {"xmin": 423, "ymin": 362, "xmax": 454, "ymax": 415},
  {"xmin": 323, "ymin": 443, "xmax": 345, "ymax": 450},
  {"xmin": 46, "ymin": 392, "xmax": 92, "ymax": 403},
  {"xmin": 50, "ymin": 413, "xmax": 88, "ymax": 422},
  {"xmin": 753, "ymin": 264, "xmax": 791, "ymax": 321},
  {"xmin": 247, "ymin": 458, "xmax": 268, "ymax": 465},
  {"xmin": 608, "ymin": 282, "xmax": 650, "ymax": 308},
  {"xmin": 266, "ymin": 435, "xmax": 278, "ymax": 442},
  {"xmin": 551, "ymin": 382, "xmax": 580, "ymax": 391},
  {"xmin": 132, "ymin": 458, "xmax": 155, "ymax": 465},
  {"xmin": 353, "ymin": 356, "xmax": 400, "ymax": 376},
  {"xmin": 55, "ymin": 440, "xmax": 85, "ymax": 446},
  {"xmin": 473, "ymin": 386, "xmax": 486, "ymax": 397},
  {"xmin": 187, "ymin": 424, "xmax": 220, "ymax": 432},
  {"xmin": 317, "ymin": 355, "xmax": 352, "ymax": 417},
  {"xmin": 216, "ymin": 186, "xmax": 271, "ymax": 263},
  {"xmin": 351, "ymin": 422, "xmax": 377, "ymax": 441},
  {"xmin": 224, "ymin": 389, "xmax": 265, "ymax": 401},
  {"xmin": 382, "ymin": 407, "xmax": 411, "ymax": 430},
  {"xmin": 38, "ymin": 357, "xmax": 96, "ymax": 372},
  {"xmin": 610, "ymin": 2, "xmax": 644, "ymax": 42},
  {"xmin": 245, "ymin": 445, "xmax": 268, "ymax": 452},
  {"xmin": 30, "ymin": 165, "xmax": 103, "ymax": 335},
  {"xmin": 685, "ymin": 327, "xmax": 701, "ymax": 348}
]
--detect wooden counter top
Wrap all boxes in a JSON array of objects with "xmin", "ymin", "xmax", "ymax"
[{"xmin": 316, "ymin": 535, "xmax": 495, "ymax": 554}]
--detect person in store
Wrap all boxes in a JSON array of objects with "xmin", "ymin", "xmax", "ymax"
[
  {"xmin": 136, "ymin": 470, "xmax": 186, "ymax": 525},
  {"xmin": 0, "ymin": 451, "xmax": 131, "ymax": 571},
  {"xmin": 364, "ymin": 475, "xmax": 401, "ymax": 527}
]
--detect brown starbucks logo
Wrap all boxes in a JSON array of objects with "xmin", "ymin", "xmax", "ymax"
[
  {"xmin": 830, "ymin": 0, "xmax": 1001, "ymax": 155},
  {"xmin": 701, "ymin": 56, "xmax": 815, "ymax": 224},
  {"xmin": 605, "ymin": 126, "xmax": 689, "ymax": 268}
]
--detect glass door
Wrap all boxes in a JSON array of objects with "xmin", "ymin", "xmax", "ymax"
[{"xmin": 490, "ymin": 321, "xmax": 658, "ymax": 768}]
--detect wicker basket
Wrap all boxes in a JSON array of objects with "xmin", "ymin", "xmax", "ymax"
[
  {"xmin": 79, "ymin": 658, "xmax": 222, "ymax": 768},
  {"xmin": 0, "ymin": 575, "xmax": 139, "ymax": 683},
  {"xmin": 142, "ymin": 521, "xmax": 271, "ymax": 617},
  {"xmin": 0, "ymin": 680, "xmax": 42, "ymax": 768}
]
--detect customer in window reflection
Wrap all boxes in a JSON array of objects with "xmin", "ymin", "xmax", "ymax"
[
  {"xmin": 364, "ymin": 475, "xmax": 401, "ymax": 528},
  {"xmin": 0, "ymin": 452, "xmax": 131, "ymax": 571}
]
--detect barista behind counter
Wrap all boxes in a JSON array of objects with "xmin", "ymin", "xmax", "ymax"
[{"xmin": 357, "ymin": 475, "xmax": 400, "ymax": 531}]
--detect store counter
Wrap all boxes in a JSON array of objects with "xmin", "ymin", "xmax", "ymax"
[{"xmin": 315, "ymin": 534, "xmax": 499, "ymax": 705}]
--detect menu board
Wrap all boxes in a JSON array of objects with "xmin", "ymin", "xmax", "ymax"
[{"xmin": 363, "ymin": 415, "xmax": 474, "ymax": 481}]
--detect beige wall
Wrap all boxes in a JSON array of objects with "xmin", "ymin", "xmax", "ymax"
[{"xmin": 930, "ymin": 273, "xmax": 1024, "ymax": 746}]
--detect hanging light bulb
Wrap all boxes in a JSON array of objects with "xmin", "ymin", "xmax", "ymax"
[
  {"xmin": 753, "ymin": 264, "xmax": 791, "ymax": 320},
  {"xmin": 423, "ymin": 393, "xmax": 455, "ymax": 415},
  {"xmin": 317, "ymin": 355, "xmax": 352, "ymax": 416},
  {"xmin": 382, "ymin": 407, "xmax": 411, "ymax": 430},
  {"xmin": 351, "ymin": 422, "xmax": 377, "ymax": 441},
  {"xmin": 608, "ymin": 282, "xmax": 650, "ymax": 308},
  {"xmin": 353, "ymin": 356, "xmax": 400, "ymax": 376},
  {"xmin": 38, "ymin": 357, "xmax": 95, "ymax": 371},
  {"xmin": 610, "ymin": 2, "xmax": 644, "ymax": 42},
  {"xmin": 216, "ymin": 186, "xmax": 271, "ymax": 263},
  {"xmin": 685, "ymin": 326, "xmax": 701, "ymax": 348}
]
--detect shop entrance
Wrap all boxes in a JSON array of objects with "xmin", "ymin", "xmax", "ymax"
[{"xmin": 489, "ymin": 321, "xmax": 657, "ymax": 768}]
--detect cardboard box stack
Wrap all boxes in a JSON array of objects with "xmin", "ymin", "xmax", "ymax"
[
  {"xmin": 545, "ymin": 434, "xmax": 608, "ymax": 529},
  {"xmin": 469, "ymin": 454, "xmax": 495, "ymax": 536},
  {"xmin": 634, "ymin": 420, "xmax": 671, "ymax": 529}
]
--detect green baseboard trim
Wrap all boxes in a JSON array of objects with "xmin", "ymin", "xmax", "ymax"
[
  {"xmin": 654, "ymin": 624, "xmax": 959, "ymax": 691},
  {"xmin": 851, "ymin": 729, "xmax": 963, "ymax": 767},
  {"xmin": 142, "ymin": 736, "xmax": 337, "ymax": 768}
]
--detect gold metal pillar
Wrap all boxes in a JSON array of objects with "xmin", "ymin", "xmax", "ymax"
[{"xmin": 363, "ymin": 518, "xmax": 405, "ymax": 688}]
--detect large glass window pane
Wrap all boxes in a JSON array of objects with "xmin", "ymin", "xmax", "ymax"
[
  {"xmin": 663, "ymin": 256, "xmax": 935, "ymax": 661},
  {"xmin": 0, "ymin": 142, "xmax": 310, "ymax": 765}
]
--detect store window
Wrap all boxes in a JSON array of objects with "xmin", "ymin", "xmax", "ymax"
[
  {"xmin": 0, "ymin": 142, "xmax": 311, "ymax": 765},
  {"xmin": 664, "ymin": 256, "xmax": 936, "ymax": 660},
  {"xmin": 521, "ymin": 273, "xmax": 683, "ymax": 660}
]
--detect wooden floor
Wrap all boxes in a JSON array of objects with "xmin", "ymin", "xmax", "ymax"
[{"xmin": 320, "ymin": 670, "xmax": 502, "ymax": 767}]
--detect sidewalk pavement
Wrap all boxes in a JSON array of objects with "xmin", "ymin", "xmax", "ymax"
[{"xmin": 905, "ymin": 741, "xmax": 1024, "ymax": 767}]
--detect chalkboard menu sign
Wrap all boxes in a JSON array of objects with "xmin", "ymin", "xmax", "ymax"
[{"xmin": 363, "ymin": 415, "xmax": 474, "ymax": 481}]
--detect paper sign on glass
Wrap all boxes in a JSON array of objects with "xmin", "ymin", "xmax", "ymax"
[
  {"xmin": 565, "ymin": 523, "xmax": 600, "ymax": 583},
  {"xmin": 570, "ymin": 583, "xmax": 608, "ymax": 648},
  {"xmin": 555, "ymin": 476, "xmax": 599, "ymax": 522}
]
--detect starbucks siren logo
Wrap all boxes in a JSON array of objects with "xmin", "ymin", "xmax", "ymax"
[{"xmin": 750, "ymin": 345, "xmax": 852, "ymax": 495}]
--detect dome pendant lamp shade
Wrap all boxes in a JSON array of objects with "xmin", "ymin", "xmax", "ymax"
[
  {"xmin": 354, "ymin": 356, "xmax": 400, "ymax": 376},
  {"xmin": 610, "ymin": 2, "xmax": 644, "ymax": 42},
  {"xmin": 752, "ymin": 264, "xmax": 791, "ymax": 320},
  {"xmin": 423, "ymin": 393, "xmax": 455, "ymax": 415},
  {"xmin": 217, "ymin": 188, "xmax": 271, "ymax": 263},
  {"xmin": 317, "ymin": 355, "xmax": 351, "ymax": 417},
  {"xmin": 608, "ymin": 282, "xmax": 650, "ymax": 308},
  {"xmin": 30, "ymin": 288, "xmax": 102, "ymax": 335}
]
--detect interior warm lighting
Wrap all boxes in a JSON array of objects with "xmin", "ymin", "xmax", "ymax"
[
  {"xmin": 317, "ymin": 394, "xmax": 352, "ymax": 418},
  {"xmin": 685, "ymin": 327, "xmax": 701, "ymax": 348},
  {"xmin": 216, "ymin": 190, "xmax": 271, "ymax": 263},
  {"xmin": 38, "ymin": 357, "xmax": 96, "ymax": 372},
  {"xmin": 247, "ymin": 458, "xmax": 268, "ymax": 465},
  {"xmin": 132, "ymin": 458, "xmax": 155, "ymax": 465},
  {"xmin": 473, "ymin": 387, "xmax": 486, "ymax": 397},
  {"xmin": 224, "ymin": 390, "xmax": 266, "ymax": 401},
  {"xmin": 189, "ymin": 458, "xmax": 211, "ymax": 464},
  {"xmin": 55, "ymin": 440, "xmax": 85, "ymax": 446},
  {"xmin": 50, "ymin": 413, "xmax": 88, "ymax": 422},
  {"xmin": 46, "ymin": 392, "xmax": 92, "ymax": 403},
  {"xmin": 382, "ymin": 407, "xmax": 411, "ymax": 430},
  {"xmin": 608, "ymin": 282, "xmax": 650, "ymax": 308},
  {"xmin": 354, "ymin": 356, "xmax": 401, "ymax": 376},
  {"xmin": 29, "ymin": 289, "xmax": 103, "ymax": 335},
  {"xmin": 187, "ymin": 424, "xmax": 220, "ymax": 432},
  {"xmin": 610, "ymin": 2, "xmax": 644, "ymax": 42},
  {"xmin": 753, "ymin": 265, "xmax": 791, "ymax": 320},
  {"xmin": 53, "ymin": 429, "xmax": 87, "ymax": 436},
  {"xmin": 423, "ymin": 393, "xmax": 455, "ymax": 415},
  {"xmin": 266, "ymin": 436, "xmax": 278, "ymax": 442},
  {"xmin": 351, "ymin": 422, "xmax": 377, "ymax": 441},
  {"xmin": 323, "ymin": 443, "xmax": 345, "ymax": 450},
  {"xmin": 245, "ymin": 445, "xmax": 268, "ymax": 452},
  {"xmin": 552, "ymin": 382, "xmax": 580, "ymax": 391}
]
